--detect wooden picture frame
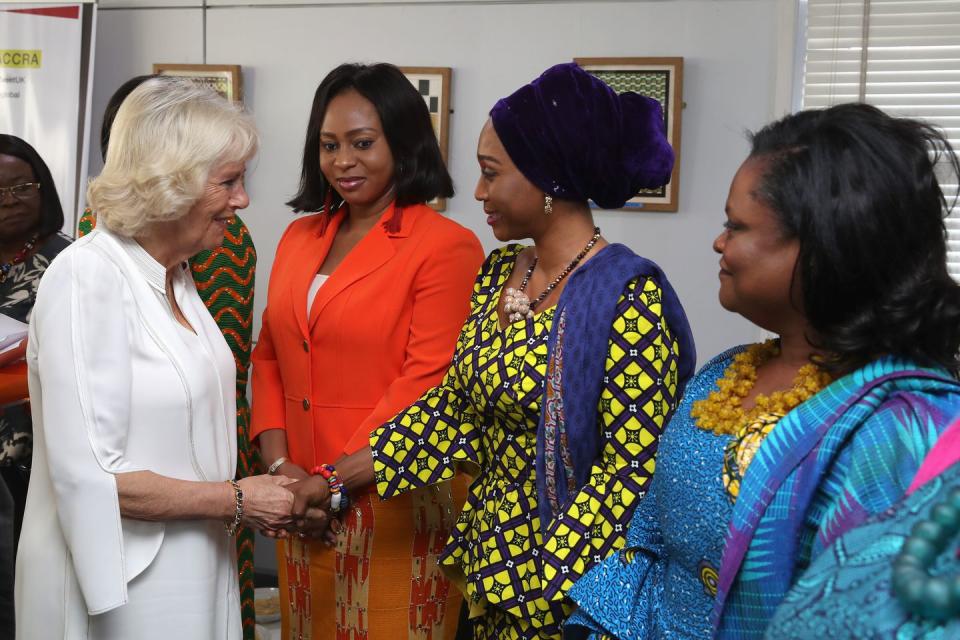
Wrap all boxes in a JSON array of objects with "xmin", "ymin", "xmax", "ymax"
[
  {"xmin": 400, "ymin": 66, "xmax": 452, "ymax": 212},
  {"xmin": 152, "ymin": 63, "xmax": 243, "ymax": 103},
  {"xmin": 574, "ymin": 57, "xmax": 683, "ymax": 212}
]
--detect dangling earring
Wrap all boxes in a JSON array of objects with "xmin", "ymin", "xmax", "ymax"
[{"xmin": 544, "ymin": 194, "xmax": 553, "ymax": 216}]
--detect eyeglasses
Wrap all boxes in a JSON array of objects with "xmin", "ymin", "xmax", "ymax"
[{"xmin": 0, "ymin": 182, "xmax": 40, "ymax": 201}]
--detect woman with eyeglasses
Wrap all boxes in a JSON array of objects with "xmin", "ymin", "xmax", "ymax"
[{"xmin": 0, "ymin": 134, "xmax": 71, "ymax": 638}]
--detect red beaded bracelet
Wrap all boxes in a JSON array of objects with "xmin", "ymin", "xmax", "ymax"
[{"xmin": 310, "ymin": 463, "xmax": 345, "ymax": 513}]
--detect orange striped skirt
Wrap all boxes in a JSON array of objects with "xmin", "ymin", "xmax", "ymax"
[{"xmin": 278, "ymin": 478, "xmax": 466, "ymax": 640}]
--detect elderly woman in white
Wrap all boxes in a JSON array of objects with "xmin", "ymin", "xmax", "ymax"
[{"xmin": 15, "ymin": 77, "xmax": 293, "ymax": 639}]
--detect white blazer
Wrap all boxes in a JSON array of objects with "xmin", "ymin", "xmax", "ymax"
[{"xmin": 15, "ymin": 227, "xmax": 238, "ymax": 638}]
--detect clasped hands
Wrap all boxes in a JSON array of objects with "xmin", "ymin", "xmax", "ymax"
[{"xmin": 237, "ymin": 472, "xmax": 339, "ymax": 543}]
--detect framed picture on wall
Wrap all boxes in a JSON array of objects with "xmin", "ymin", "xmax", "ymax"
[
  {"xmin": 400, "ymin": 66, "xmax": 452, "ymax": 212},
  {"xmin": 574, "ymin": 57, "xmax": 683, "ymax": 212},
  {"xmin": 152, "ymin": 63, "xmax": 243, "ymax": 103}
]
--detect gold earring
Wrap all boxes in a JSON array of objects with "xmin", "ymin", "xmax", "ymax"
[{"xmin": 544, "ymin": 195, "xmax": 553, "ymax": 216}]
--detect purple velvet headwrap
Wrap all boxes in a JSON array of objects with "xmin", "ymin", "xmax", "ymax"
[{"xmin": 490, "ymin": 62, "xmax": 675, "ymax": 209}]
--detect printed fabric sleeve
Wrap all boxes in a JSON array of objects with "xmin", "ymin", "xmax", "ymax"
[
  {"xmin": 540, "ymin": 276, "xmax": 682, "ymax": 601},
  {"xmin": 370, "ymin": 355, "xmax": 481, "ymax": 499},
  {"xmin": 565, "ymin": 471, "xmax": 667, "ymax": 640},
  {"xmin": 28, "ymin": 247, "xmax": 161, "ymax": 614}
]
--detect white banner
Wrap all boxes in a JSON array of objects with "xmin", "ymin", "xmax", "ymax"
[{"xmin": 0, "ymin": 3, "xmax": 92, "ymax": 230}]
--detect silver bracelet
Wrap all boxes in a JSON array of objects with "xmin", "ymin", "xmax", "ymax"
[
  {"xmin": 225, "ymin": 479, "xmax": 243, "ymax": 536},
  {"xmin": 267, "ymin": 456, "xmax": 288, "ymax": 475}
]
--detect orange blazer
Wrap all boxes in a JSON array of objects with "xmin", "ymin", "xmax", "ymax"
[{"xmin": 251, "ymin": 202, "xmax": 483, "ymax": 468}]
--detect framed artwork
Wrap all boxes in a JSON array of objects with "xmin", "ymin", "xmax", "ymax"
[
  {"xmin": 152, "ymin": 63, "xmax": 243, "ymax": 103},
  {"xmin": 574, "ymin": 57, "xmax": 683, "ymax": 212},
  {"xmin": 400, "ymin": 66, "xmax": 452, "ymax": 211}
]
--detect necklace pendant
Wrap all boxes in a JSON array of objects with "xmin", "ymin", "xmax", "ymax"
[{"xmin": 503, "ymin": 288, "xmax": 532, "ymax": 321}]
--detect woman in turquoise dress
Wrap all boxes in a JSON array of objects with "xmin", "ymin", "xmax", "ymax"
[
  {"xmin": 566, "ymin": 104, "xmax": 960, "ymax": 639},
  {"xmin": 282, "ymin": 63, "xmax": 696, "ymax": 639},
  {"xmin": 764, "ymin": 418, "xmax": 960, "ymax": 639}
]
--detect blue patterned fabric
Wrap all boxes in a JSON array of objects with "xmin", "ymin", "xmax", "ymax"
[
  {"xmin": 765, "ymin": 461, "xmax": 960, "ymax": 639},
  {"xmin": 566, "ymin": 347, "xmax": 744, "ymax": 639},
  {"xmin": 536, "ymin": 242, "xmax": 696, "ymax": 529},
  {"xmin": 565, "ymin": 350, "xmax": 960, "ymax": 640},
  {"xmin": 715, "ymin": 358, "xmax": 960, "ymax": 639}
]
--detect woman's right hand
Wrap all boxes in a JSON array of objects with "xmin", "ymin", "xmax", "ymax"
[{"xmin": 237, "ymin": 474, "xmax": 295, "ymax": 531}]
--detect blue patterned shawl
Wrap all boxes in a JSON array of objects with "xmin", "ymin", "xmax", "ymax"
[
  {"xmin": 714, "ymin": 357, "xmax": 960, "ymax": 638},
  {"xmin": 535, "ymin": 242, "xmax": 696, "ymax": 530}
]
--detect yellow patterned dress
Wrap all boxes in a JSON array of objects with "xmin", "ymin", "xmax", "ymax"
[{"xmin": 371, "ymin": 246, "xmax": 682, "ymax": 639}]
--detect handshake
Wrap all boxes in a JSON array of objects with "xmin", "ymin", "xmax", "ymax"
[{"xmin": 234, "ymin": 470, "xmax": 341, "ymax": 542}]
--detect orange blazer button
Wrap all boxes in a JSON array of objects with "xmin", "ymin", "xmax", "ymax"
[{"xmin": 302, "ymin": 398, "xmax": 310, "ymax": 411}]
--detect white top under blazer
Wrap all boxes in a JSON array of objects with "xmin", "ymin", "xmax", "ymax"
[{"xmin": 15, "ymin": 227, "xmax": 240, "ymax": 639}]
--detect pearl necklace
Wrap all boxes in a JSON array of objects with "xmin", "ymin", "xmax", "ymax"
[{"xmin": 502, "ymin": 227, "xmax": 601, "ymax": 323}]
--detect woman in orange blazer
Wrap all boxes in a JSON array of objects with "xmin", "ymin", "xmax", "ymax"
[{"xmin": 251, "ymin": 63, "xmax": 483, "ymax": 640}]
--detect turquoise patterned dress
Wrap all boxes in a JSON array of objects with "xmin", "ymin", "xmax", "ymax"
[{"xmin": 766, "ymin": 460, "xmax": 960, "ymax": 639}]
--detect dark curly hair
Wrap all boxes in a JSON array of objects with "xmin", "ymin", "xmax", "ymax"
[
  {"xmin": 287, "ymin": 62, "xmax": 453, "ymax": 216},
  {"xmin": 0, "ymin": 134, "xmax": 64, "ymax": 238},
  {"xmin": 749, "ymin": 103, "xmax": 960, "ymax": 374}
]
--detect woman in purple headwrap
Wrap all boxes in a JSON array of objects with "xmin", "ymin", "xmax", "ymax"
[{"xmin": 285, "ymin": 63, "xmax": 695, "ymax": 639}]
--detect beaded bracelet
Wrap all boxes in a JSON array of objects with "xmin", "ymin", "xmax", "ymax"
[
  {"xmin": 891, "ymin": 485, "xmax": 960, "ymax": 622},
  {"xmin": 310, "ymin": 463, "xmax": 349, "ymax": 514},
  {"xmin": 225, "ymin": 479, "xmax": 244, "ymax": 536}
]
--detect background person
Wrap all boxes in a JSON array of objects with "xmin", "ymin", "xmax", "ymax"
[{"xmin": 0, "ymin": 133, "xmax": 71, "ymax": 640}]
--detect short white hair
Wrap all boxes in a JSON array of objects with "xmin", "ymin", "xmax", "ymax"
[{"xmin": 87, "ymin": 76, "xmax": 259, "ymax": 237}]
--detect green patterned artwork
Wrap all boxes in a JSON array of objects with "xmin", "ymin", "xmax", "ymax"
[{"xmin": 591, "ymin": 70, "xmax": 669, "ymax": 108}]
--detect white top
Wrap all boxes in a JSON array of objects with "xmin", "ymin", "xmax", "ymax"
[
  {"xmin": 15, "ymin": 228, "xmax": 240, "ymax": 639},
  {"xmin": 307, "ymin": 273, "xmax": 329, "ymax": 315}
]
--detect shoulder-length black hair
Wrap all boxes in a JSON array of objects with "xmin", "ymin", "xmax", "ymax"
[
  {"xmin": 0, "ymin": 134, "xmax": 64, "ymax": 238},
  {"xmin": 287, "ymin": 62, "xmax": 454, "ymax": 215},
  {"xmin": 749, "ymin": 103, "xmax": 960, "ymax": 374}
]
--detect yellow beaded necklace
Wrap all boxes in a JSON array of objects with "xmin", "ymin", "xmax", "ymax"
[{"xmin": 691, "ymin": 340, "xmax": 833, "ymax": 436}]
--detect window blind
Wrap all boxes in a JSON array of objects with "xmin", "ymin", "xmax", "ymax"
[{"xmin": 801, "ymin": 0, "xmax": 960, "ymax": 276}]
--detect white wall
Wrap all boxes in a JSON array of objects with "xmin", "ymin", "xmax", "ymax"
[{"xmin": 90, "ymin": 0, "xmax": 796, "ymax": 365}]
